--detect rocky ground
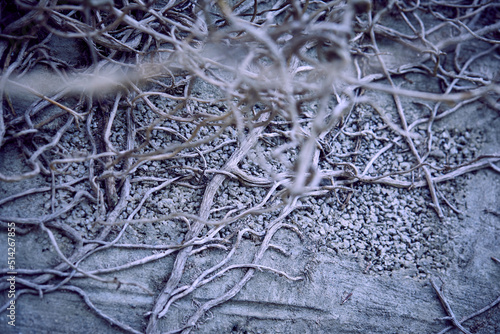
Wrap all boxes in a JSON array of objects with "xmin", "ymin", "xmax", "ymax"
[{"xmin": 1, "ymin": 1, "xmax": 499, "ymax": 333}]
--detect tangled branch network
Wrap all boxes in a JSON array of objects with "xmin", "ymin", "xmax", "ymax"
[{"xmin": 0, "ymin": 0, "xmax": 499, "ymax": 333}]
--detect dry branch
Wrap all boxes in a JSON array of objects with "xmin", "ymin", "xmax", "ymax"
[{"xmin": 1, "ymin": 0, "xmax": 499, "ymax": 333}]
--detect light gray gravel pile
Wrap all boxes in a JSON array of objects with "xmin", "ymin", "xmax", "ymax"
[{"xmin": 25, "ymin": 85, "xmax": 486, "ymax": 280}]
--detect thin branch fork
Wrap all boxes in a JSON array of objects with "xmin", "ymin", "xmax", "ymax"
[{"xmin": 431, "ymin": 278, "xmax": 472, "ymax": 334}]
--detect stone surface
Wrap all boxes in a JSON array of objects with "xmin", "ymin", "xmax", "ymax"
[{"xmin": 1, "ymin": 2, "xmax": 500, "ymax": 334}]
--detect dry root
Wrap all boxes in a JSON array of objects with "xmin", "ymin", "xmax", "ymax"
[{"xmin": 1, "ymin": 0, "xmax": 499, "ymax": 333}]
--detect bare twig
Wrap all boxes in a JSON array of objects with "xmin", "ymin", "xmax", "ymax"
[{"xmin": 431, "ymin": 278, "xmax": 472, "ymax": 334}]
